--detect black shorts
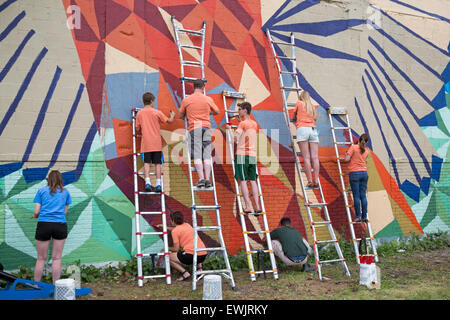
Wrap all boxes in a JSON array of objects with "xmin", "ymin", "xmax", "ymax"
[
  {"xmin": 143, "ymin": 151, "xmax": 162, "ymax": 164},
  {"xmin": 177, "ymin": 251, "xmax": 207, "ymax": 265},
  {"xmin": 35, "ymin": 222, "xmax": 68, "ymax": 241}
]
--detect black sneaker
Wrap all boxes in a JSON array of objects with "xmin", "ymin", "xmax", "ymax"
[
  {"xmin": 195, "ymin": 180, "xmax": 205, "ymax": 188},
  {"xmin": 145, "ymin": 183, "xmax": 153, "ymax": 192},
  {"xmin": 204, "ymin": 180, "xmax": 212, "ymax": 188}
]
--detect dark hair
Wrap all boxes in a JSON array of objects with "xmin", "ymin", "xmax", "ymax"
[
  {"xmin": 142, "ymin": 92, "xmax": 155, "ymax": 105},
  {"xmin": 193, "ymin": 79, "xmax": 205, "ymax": 90},
  {"xmin": 359, "ymin": 133, "xmax": 369, "ymax": 154},
  {"xmin": 170, "ymin": 211, "xmax": 184, "ymax": 225},
  {"xmin": 280, "ymin": 217, "xmax": 291, "ymax": 226},
  {"xmin": 237, "ymin": 102, "xmax": 252, "ymax": 115},
  {"xmin": 48, "ymin": 170, "xmax": 64, "ymax": 195}
]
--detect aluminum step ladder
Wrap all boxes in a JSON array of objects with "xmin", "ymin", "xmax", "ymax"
[
  {"xmin": 328, "ymin": 107, "xmax": 379, "ymax": 264},
  {"xmin": 131, "ymin": 107, "xmax": 171, "ymax": 287},
  {"xmin": 172, "ymin": 16, "xmax": 236, "ymax": 291},
  {"xmin": 266, "ymin": 30, "xmax": 350, "ymax": 280},
  {"xmin": 222, "ymin": 90, "xmax": 278, "ymax": 281}
]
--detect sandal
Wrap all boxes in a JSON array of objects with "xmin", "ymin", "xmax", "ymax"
[
  {"xmin": 306, "ymin": 182, "xmax": 314, "ymax": 188},
  {"xmin": 177, "ymin": 270, "xmax": 191, "ymax": 281}
]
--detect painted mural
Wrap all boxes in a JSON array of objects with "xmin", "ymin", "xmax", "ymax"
[{"xmin": 0, "ymin": 0, "xmax": 448, "ymax": 269}]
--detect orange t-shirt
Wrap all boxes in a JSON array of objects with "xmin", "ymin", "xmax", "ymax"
[
  {"xmin": 236, "ymin": 119, "xmax": 258, "ymax": 157},
  {"xmin": 179, "ymin": 92, "xmax": 219, "ymax": 131},
  {"xmin": 171, "ymin": 222, "xmax": 207, "ymax": 255},
  {"xmin": 346, "ymin": 144, "xmax": 369, "ymax": 172},
  {"xmin": 135, "ymin": 106, "xmax": 168, "ymax": 152},
  {"xmin": 294, "ymin": 101, "xmax": 318, "ymax": 128}
]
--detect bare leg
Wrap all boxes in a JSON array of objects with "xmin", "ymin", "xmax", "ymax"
[
  {"xmin": 144, "ymin": 163, "xmax": 151, "ymax": 182},
  {"xmin": 240, "ymin": 180, "xmax": 252, "ymax": 211},
  {"xmin": 203, "ymin": 158, "xmax": 212, "ymax": 182},
  {"xmin": 250, "ymin": 180, "xmax": 261, "ymax": 211},
  {"xmin": 169, "ymin": 252, "xmax": 190, "ymax": 280},
  {"xmin": 298, "ymin": 141, "xmax": 312, "ymax": 184},
  {"xmin": 194, "ymin": 159, "xmax": 205, "ymax": 181},
  {"xmin": 155, "ymin": 163, "xmax": 162, "ymax": 182},
  {"xmin": 309, "ymin": 142, "xmax": 320, "ymax": 185},
  {"xmin": 51, "ymin": 239, "xmax": 66, "ymax": 283},
  {"xmin": 34, "ymin": 240, "xmax": 50, "ymax": 282}
]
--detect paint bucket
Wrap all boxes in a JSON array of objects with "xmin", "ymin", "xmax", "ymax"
[
  {"xmin": 54, "ymin": 278, "xmax": 76, "ymax": 300},
  {"xmin": 202, "ymin": 275, "xmax": 222, "ymax": 300}
]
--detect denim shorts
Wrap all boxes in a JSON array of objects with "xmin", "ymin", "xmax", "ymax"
[{"xmin": 296, "ymin": 127, "xmax": 319, "ymax": 143}]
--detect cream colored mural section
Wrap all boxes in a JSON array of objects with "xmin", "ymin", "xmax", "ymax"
[{"xmin": 0, "ymin": 0, "xmax": 94, "ymax": 170}]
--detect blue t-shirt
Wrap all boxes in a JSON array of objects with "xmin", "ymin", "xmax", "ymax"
[{"xmin": 33, "ymin": 186, "xmax": 72, "ymax": 223}]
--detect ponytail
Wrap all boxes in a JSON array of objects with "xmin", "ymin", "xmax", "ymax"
[{"xmin": 359, "ymin": 133, "xmax": 369, "ymax": 154}]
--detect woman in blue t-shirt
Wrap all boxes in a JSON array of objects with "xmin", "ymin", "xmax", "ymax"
[{"xmin": 31, "ymin": 170, "xmax": 72, "ymax": 283}]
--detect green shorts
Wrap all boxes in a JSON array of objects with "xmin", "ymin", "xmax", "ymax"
[{"xmin": 234, "ymin": 155, "xmax": 257, "ymax": 181}]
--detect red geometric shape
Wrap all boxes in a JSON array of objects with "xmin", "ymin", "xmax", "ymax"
[
  {"xmin": 105, "ymin": 0, "xmax": 132, "ymax": 36},
  {"xmin": 211, "ymin": 22, "xmax": 236, "ymax": 50},
  {"xmin": 161, "ymin": 3, "xmax": 197, "ymax": 21}
]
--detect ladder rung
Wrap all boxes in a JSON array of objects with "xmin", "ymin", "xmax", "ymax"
[
  {"xmin": 246, "ymin": 249, "xmax": 273, "ymax": 254},
  {"xmin": 306, "ymin": 203, "xmax": 327, "ymax": 207},
  {"xmin": 334, "ymin": 142, "xmax": 352, "ymax": 145},
  {"xmin": 193, "ymin": 205, "xmax": 220, "ymax": 211},
  {"xmin": 312, "ymin": 221, "xmax": 330, "ymax": 226},
  {"xmin": 280, "ymin": 71, "xmax": 297, "ymax": 75},
  {"xmin": 140, "ymin": 252, "xmax": 166, "ymax": 257},
  {"xmin": 319, "ymin": 258, "xmax": 345, "ymax": 264},
  {"xmin": 134, "ymin": 172, "xmax": 156, "ymax": 176},
  {"xmin": 222, "ymin": 90, "xmax": 245, "ymax": 99},
  {"xmin": 140, "ymin": 232, "xmax": 164, "ymax": 236},
  {"xmin": 138, "ymin": 191, "xmax": 163, "ymax": 195},
  {"xmin": 300, "ymin": 168, "xmax": 314, "ymax": 172},
  {"xmin": 282, "ymin": 86, "xmax": 301, "ymax": 91},
  {"xmin": 142, "ymin": 274, "xmax": 170, "ymax": 279},
  {"xmin": 331, "ymin": 127, "xmax": 350, "ymax": 130},
  {"xmin": 140, "ymin": 211, "xmax": 165, "ymax": 215},
  {"xmin": 196, "ymin": 226, "xmax": 220, "ymax": 231},
  {"xmin": 271, "ymin": 40, "xmax": 294, "ymax": 46},
  {"xmin": 243, "ymin": 230, "xmax": 268, "ymax": 235},
  {"xmin": 177, "ymin": 28, "xmax": 204, "ymax": 36},
  {"xmin": 181, "ymin": 44, "xmax": 202, "ymax": 50},
  {"xmin": 192, "ymin": 186, "xmax": 214, "ymax": 191},
  {"xmin": 278, "ymin": 56, "xmax": 295, "ymax": 60},
  {"xmin": 182, "ymin": 60, "xmax": 202, "ymax": 67},
  {"xmin": 181, "ymin": 76, "xmax": 204, "ymax": 82},
  {"xmin": 316, "ymin": 239, "xmax": 338, "ymax": 244},
  {"xmin": 196, "ymin": 269, "xmax": 231, "ymax": 275},
  {"xmin": 254, "ymin": 270, "xmax": 277, "ymax": 275}
]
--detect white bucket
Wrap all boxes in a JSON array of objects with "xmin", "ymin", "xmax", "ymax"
[
  {"xmin": 54, "ymin": 278, "xmax": 76, "ymax": 300},
  {"xmin": 203, "ymin": 275, "xmax": 222, "ymax": 300}
]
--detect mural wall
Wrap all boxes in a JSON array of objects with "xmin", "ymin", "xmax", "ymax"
[{"xmin": 0, "ymin": 0, "xmax": 449, "ymax": 269}]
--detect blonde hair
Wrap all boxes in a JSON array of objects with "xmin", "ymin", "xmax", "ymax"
[{"xmin": 299, "ymin": 90, "xmax": 316, "ymax": 118}]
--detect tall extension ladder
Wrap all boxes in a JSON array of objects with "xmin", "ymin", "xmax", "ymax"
[
  {"xmin": 171, "ymin": 16, "xmax": 236, "ymax": 291},
  {"xmin": 131, "ymin": 107, "xmax": 171, "ymax": 287},
  {"xmin": 222, "ymin": 90, "xmax": 278, "ymax": 281},
  {"xmin": 328, "ymin": 107, "xmax": 379, "ymax": 264},
  {"xmin": 266, "ymin": 30, "xmax": 350, "ymax": 280}
]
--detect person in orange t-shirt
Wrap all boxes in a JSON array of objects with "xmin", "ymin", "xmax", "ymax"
[
  {"xmin": 157, "ymin": 211, "xmax": 207, "ymax": 281},
  {"xmin": 343, "ymin": 133, "xmax": 370, "ymax": 223},
  {"xmin": 179, "ymin": 79, "xmax": 219, "ymax": 189},
  {"xmin": 135, "ymin": 92, "xmax": 175, "ymax": 192},
  {"xmin": 292, "ymin": 90, "xmax": 320, "ymax": 188},
  {"xmin": 227, "ymin": 102, "xmax": 261, "ymax": 214}
]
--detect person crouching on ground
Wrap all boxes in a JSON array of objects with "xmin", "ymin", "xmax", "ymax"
[
  {"xmin": 269, "ymin": 217, "xmax": 315, "ymax": 272},
  {"xmin": 157, "ymin": 211, "xmax": 208, "ymax": 281}
]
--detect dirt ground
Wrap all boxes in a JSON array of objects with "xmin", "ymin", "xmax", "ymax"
[{"xmin": 77, "ymin": 247, "xmax": 450, "ymax": 300}]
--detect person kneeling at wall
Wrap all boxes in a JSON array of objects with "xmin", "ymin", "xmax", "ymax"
[
  {"xmin": 157, "ymin": 211, "xmax": 208, "ymax": 281},
  {"xmin": 268, "ymin": 217, "xmax": 315, "ymax": 272}
]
